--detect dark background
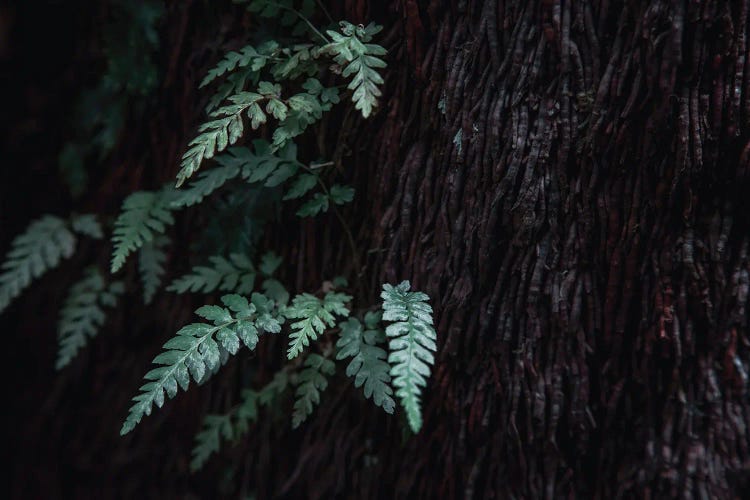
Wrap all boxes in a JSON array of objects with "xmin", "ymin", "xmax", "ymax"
[{"xmin": 4, "ymin": 0, "xmax": 750, "ymax": 498}]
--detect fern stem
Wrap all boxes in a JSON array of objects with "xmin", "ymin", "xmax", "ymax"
[
  {"xmin": 297, "ymin": 161, "xmax": 366, "ymax": 296},
  {"xmin": 314, "ymin": 0, "xmax": 334, "ymax": 24},
  {"xmin": 265, "ymin": 1, "xmax": 329, "ymax": 44}
]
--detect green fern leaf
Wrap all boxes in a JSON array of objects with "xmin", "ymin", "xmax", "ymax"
[
  {"xmin": 0, "ymin": 215, "xmax": 78, "ymax": 314},
  {"xmin": 167, "ymin": 254, "xmax": 256, "ymax": 294},
  {"xmin": 111, "ymin": 189, "xmax": 175, "ymax": 272},
  {"xmin": 323, "ymin": 22, "xmax": 386, "ymax": 118},
  {"xmin": 191, "ymin": 414, "xmax": 234, "ymax": 471},
  {"xmin": 292, "ymin": 353, "xmax": 335, "ymax": 428},
  {"xmin": 381, "ymin": 281, "xmax": 436, "ymax": 433},
  {"xmin": 285, "ymin": 291, "xmax": 351, "ymax": 359},
  {"xmin": 191, "ymin": 370, "xmax": 288, "ymax": 471},
  {"xmin": 121, "ymin": 293, "xmax": 282, "ymax": 435},
  {"xmin": 138, "ymin": 235, "xmax": 169, "ymax": 304},
  {"xmin": 56, "ymin": 268, "xmax": 124, "ymax": 369},
  {"xmin": 201, "ymin": 45, "xmax": 269, "ymax": 88},
  {"xmin": 296, "ymin": 192, "xmax": 329, "ymax": 217},
  {"xmin": 283, "ymin": 173, "xmax": 317, "ymax": 200},
  {"xmin": 336, "ymin": 313, "xmax": 395, "ymax": 413},
  {"xmin": 70, "ymin": 214, "xmax": 104, "ymax": 239},
  {"xmin": 328, "ymin": 184, "xmax": 355, "ymax": 205},
  {"xmin": 178, "ymin": 79, "xmax": 296, "ymax": 186},
  {"xmin": 171, "ymin": 150, "xmax": 247, "ymax": 208},
  {"xmin": 206, "ymin": 67, "xmax": 256, "ymax": 113}
]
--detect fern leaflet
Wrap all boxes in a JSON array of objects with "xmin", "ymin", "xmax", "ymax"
[
  {"xmin": 292, "ymin": 353, "xmax": 335, "ymax": 428},
  {"xmin": 0, "ymin": 215, "xmax": 78, "ymax": 314},
  {"xmin": 138, "ymin": 235, "xmax": 169, "ymax": 304},
  {"xmin": 191, "ymin": 371, "xmax": 288, "ymax": 471},
  {"xmin": 201, "ymin": 45, "xmax": 270, "ymax": 88},
  {"xmin": 336, "ymin": 313, "xmax": 395, "ymax": 413},
  {"xmin": 285, "ymin": 291, "xmax": 351, "ymax": 359},
  {"xmin": 168, "ymin": 254, "xmax": 255, "ymax": 294},
  {"xmin": 381, "ymin": 281, "xmax": 436, "ymax": 433},
  {"xmin": 111, "ymin": 189, "xmax": 175, "ymax": 272},
  {"xmin": 121, "ymin": 293, "xmax": 283, "ymax": 435},
  {"xmin": 323, "ymin": 22, "xmax": 386, "ymax": 118},
  {"xmin": 56, "ymin": 268, "xmax": 124, "ymax": 369},
  {"xmin": 70, "ymin": 214, "xmax": 104, "ymax": 239},
  {"xmin": 177, "ymin": 82, "xmax": 288, "ymax": 187}
]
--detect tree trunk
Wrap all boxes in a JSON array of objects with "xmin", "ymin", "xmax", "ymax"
[{"xmin": 5, "ymin": 0, "xmax": 750, "ymax": 498}]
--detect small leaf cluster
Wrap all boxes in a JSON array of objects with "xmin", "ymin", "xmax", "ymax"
[
  {"xmin": 0, "ymin": 214, "xmax": 102, "ymax": 314},
  {"xmin": 57, "ymin": 268, "xmax": 124, "ymax": 369},
  {"xmin": 121, "ymin": 293, "xmax": 283, "ymax": 435},
  {"xmin": 111, "ymin": 188, "xmax": 175, "ymax": 272},
  {"xmin": 381, "ymin": 281, "xmax": 437, "ymax": 433},
  {"xmin": 191, "ymin": 371, "xmax": 289, "ymax": 471},
  {"xmin": 336, "ymin": 312, "xmax": 395, "ymax": 413},
  {"xmin": 292, "ymin": 353, "xmax": 335, "ymax": 428},
  {"xmin": 286, "ymin": 291, "xmax": 352, "ymax": 359},
  {"xmin": 323, "ymin": 22, "xmax": 387, "ymax": 118}
]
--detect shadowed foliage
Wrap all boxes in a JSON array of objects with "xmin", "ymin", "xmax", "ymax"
[{"xmin": 3, "ymin": 0, "xmax": 750, "ymax": 498}]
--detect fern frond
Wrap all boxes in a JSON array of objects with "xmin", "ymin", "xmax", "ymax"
[
  {"xmin": 336, "ymin": 313, "xmax": 395, "ymax": 413},
  {"xmin": 167, "ymin": 253, "xmax": 256, "ymax": 295},
  {"xmin": 201, "ymin": 45, "xmax": 269, "ymax": 88},
  {"xmin": 381, "ymin": 281, "xmax": 436, "ymax": 433},
  {"xmin": 111, "ymin": 189, "xmax": 175, "ymax": 272},
  {"xmin": 240, "ymin": 140, "xmax": 299, "ymax": 186},
  {"xmin": 271, "ymin": 44, "xmax": 319, "ymax": 80},
  {"xmin": 56, "ymin": 268, "xmax": 124, "ymax": 369},
  {"xmin": 121, "ymin": 293, "xmax": 283, "ymax": 435},
  {"xmin": 285, "ymin": 291, "xmax": 351, "ymax": 359},
  {"xmin": 323, "ymin": 22, "xmax": 386, "ymax": 118},
  {"xmin": 206, "ymin": 66, "xmax": 256, "ymax": 112},
  {"xmin": 191, "ymin": 370, "xmax": 288, "ymax": 471},
  {"xmin": 241, "ymin": 0, "xmax": 317, "ymax": 38},
  {"xmin": 191, "ymin": 414, "xmax": 234, "ymax": 471},
  {"xmin": 271, "ymin": 82, "xmax": 337, "ymax": 148},
  {"xmin": 178, "ymin": 82, "xmax": 287, "ymax": 187},
  {"xmin": 0, "ymin": 215, "xmax": 78, "ymax": 314},
  {"xmin": 292, "ymin": 353, "xmax": 335, "ymax": 428},
  {"xmin": 138, "ymin": 235, "xmax": 169, "ymax": 304},
  {"xmin": 295, "ymin": 184, "xmax": 354, "ymax": 217},
  {"xmin": 70, "ymin": 214, "xmax": 104, "ymax": 239},
  {"xmin": 170, "ymin": 150, "xmax": 247, "ymax": 208}
]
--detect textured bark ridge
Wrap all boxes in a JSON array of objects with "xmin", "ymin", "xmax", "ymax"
[
  {"xmin": 6, "ymin": 0, "xmax": 750, "ymax": 498},
  {"xmin": 334, "ymin": 0, "xmax": 750, "ymax": 497}
]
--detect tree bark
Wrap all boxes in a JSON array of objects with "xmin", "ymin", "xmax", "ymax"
[{"xmin": 5, "ymin": 0, "xmax": 750, "ymax": 498}]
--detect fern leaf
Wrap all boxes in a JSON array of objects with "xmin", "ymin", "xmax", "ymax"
[
  {"xmin": 167, "ymin": 253, "xmax": 256, "ymax": 295},
  {"xmin": 206, "ymin": 66, "xmax": 255, "ymax": 113},
  {"xmin": 201, "ymin": 45, "xmax": 265, "ymax": 88},
  {"xmin": 292, "ymin": 353, "xmax": 335, "ymax": 428},
  {"xmin": 138, "ymin": 235, "xmax": 169, "ymax": 304},
  {"xmin": 296, "ymin": 192, "xmax": 329, "ymax": 217},
  {"xmin": 328, "ymin": 184, "xmax": 355, "ymax": 205},
  {"xmin": 285, "ymin": 291, "xmax": 351, "ymax": 359},
  {"xmin": 70, "ymin": 214, "xmax": 104, "ymax": 239},
  {"xmin": 240, "ymin": 139, "xmax": 299, "ymax": 186},
  {"xmin": 121, "ymin": 293, "xmax": 282, "ymax": 435},
  {"xmin": 0, "ymin": 215, "xmax": 78, "ymax": 314},
  {"xmin": 323, "ymin": 22, "xmax": 386, "ymax": 118},
  {"xmin": 191, "ymin": 414, "xmax": 234, "ymax": 471},
  {"xmin": 178, "ymin": 81, "xmax": 292, "ymax": 186},
  {"xmin": 191, "ymin": 370, "xmax": 288, "ymax": 471},
  {"xmin": 171, "ymin": 150, "xmax": 247, "ymax": 208},
  {"xmin": 336, "ymin": 313, "xmax": 395, "ymax": 413},
  {"xmin": 381, "ymin": 281, "xmax": 436, "ymax": 433},
  {"xmin": 111, "ymin": 189, "xmax": 175, "ymax": 272},
  {"xmin": 56, "ymin": 268, "xmax": 124, "ymax": 369}
]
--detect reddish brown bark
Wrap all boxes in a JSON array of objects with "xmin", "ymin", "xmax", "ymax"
[{"xmin": 4, "ymin": 0, "xmax": 750, "ymax": 498}]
